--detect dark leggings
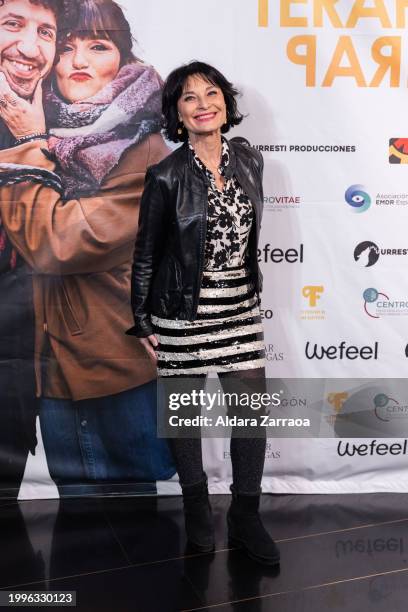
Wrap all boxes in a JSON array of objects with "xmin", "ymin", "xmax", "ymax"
[{"xmin": 166, "ymin": 368, "xmax": 267, "ymax": 495}]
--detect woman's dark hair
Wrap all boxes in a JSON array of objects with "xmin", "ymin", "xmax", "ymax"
[
  {"xmin": 162, "ymin": 61, "xmax": 244, "ymax": 143},
  {"xmin": 57, "ymin": 0, "xmax": 138, "ymax": 67}
]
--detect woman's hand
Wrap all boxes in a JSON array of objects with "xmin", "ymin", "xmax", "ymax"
[
  {"xmin": 0, "ymin": 73, "xmax": 46, "ymax": 139},
  {"xmin": 140, "ymin": 334, "xmax": 159, "ymax": 362}
]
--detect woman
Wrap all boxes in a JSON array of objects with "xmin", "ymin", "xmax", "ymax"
[
  {"xmin": 0, "ymin": 0, "xmax": 175, "ymax": 495},
  {"xmin": 129, "ymin": 61, "xmax": 280, "ymax": 565}
]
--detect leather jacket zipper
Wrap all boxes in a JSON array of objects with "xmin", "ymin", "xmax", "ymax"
[
  {"xmin": 192, "ymin": 176, "xmax": 209, "ymax": 320},
  {"xmin": 252, "ymin": 200, "xmax": 260, "ymax": 297}
]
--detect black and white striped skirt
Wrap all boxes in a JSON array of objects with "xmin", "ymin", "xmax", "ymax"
[{"xmin": 151, "ymin": 265, "xmax": 266, "ymax": 376}]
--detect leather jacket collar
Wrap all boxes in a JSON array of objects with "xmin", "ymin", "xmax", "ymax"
[{"xmin": 185, "ymin": 136, "xmax": 237, "ymax": 182}]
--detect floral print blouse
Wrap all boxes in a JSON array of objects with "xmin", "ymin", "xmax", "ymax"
[{"xmin": 189, "ymin": 138, "xmax": 254, "ymax": 271}]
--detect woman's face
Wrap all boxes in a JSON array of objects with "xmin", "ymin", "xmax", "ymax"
[
  {"xmin": 55, "ymin": 36, "xmax": 121, "ymax": 102},
  {"xmin": 177, "ymin": 74, "xmax": 227, "ymax": 138}
]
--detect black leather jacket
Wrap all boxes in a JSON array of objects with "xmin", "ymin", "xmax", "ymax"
[{"xmin": 128, "ymin": 137, "xmax": 264, "ymax": 338}]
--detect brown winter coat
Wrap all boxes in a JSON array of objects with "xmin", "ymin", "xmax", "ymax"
[{"xmin": 0, "ymin": 133, "xmax": 169, "ymax": 400}]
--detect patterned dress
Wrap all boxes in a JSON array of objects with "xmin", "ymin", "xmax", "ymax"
[{"xmin": 152, "ymin": 138, "xmax": 266, "ymax": 376}]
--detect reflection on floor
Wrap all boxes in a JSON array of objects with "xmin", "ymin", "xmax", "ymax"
[{"xmin": 0, "ymin": 493, "xmax": 408, "ymax": 611}]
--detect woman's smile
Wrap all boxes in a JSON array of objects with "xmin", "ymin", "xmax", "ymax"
[{"xmin": 194, "ymin": 112, "xmax": 217, "ymax": 122}]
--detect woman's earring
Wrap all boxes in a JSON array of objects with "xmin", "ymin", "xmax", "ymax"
[{"xmin": 177, "ymin": 122, "xmax": 184, "ymax": 135}]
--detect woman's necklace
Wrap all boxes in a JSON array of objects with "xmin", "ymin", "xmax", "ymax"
[
  {"xmin": 196, "ymin": 141, "xmax": 222, "ymax": 173},
  {"xmin": 201, "ymin": 152, "xmax": 223, "ymax": 187},
  {"xmin": 201, "ymin": 161, "xmax": 224, "ymax": 191}
]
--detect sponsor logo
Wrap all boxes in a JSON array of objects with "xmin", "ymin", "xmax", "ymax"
[
  {"xmin": 326, "ymin": 389, "xmax": 408, "ymax": 427},
  {"xmin": 335, "ymin": 537, "xmax": 404, "ymax": 558},
  {"xmin": 355, "ymin": 243, "xmax": 408, "ymax": 267},
  {"xmin": 265, "ymin": 343, "xmax": 284, "ymax": 362},
  {"xmin": 328, "ymin": 392, "xmax": 348, "ymax": 413},
  {"xmin": 303, "ymin": 285, "xmax": 324, "ymax": 307},
  {"xmin": 363, "ymin": 288, "xmax": 408, "ymax": 318},
  {"xmin": 337, "ymin": 439, "xmax": 408, "ymax": 457},
  {"xmin": 226, "ymin": 442, "xmax": 281, "ymax": 460},
  {"xmin": 325, "ymin": 391, "xmax": 349, "ymax": 426},
  {"xmin": 345, "ymin": 185, "xmax": 371, "ymax": 213},
  {"xmin": 354, "ymin": 241, "xmax": 380, "ymax": 267},
  {"xmin": 280, "ymin": 396, "xmax": 307, "ymax": 408},
  {"xmin": 373, "ymin": 394, "xmax": 408, "ymax": 422},
  {"xmin": 265, "ymin": 443, "xmax": 281, "ymax": 460},
  {"xmin": 260, "ymin": 308, "xmax": 273, "ymax": 320},
  {"xmin": 389, "ymin": 138, "xmax": 408, "ymax": 164},
  {"xmin": 258, "ymin": 244, "xmax": 304, "ymax": 263},
  {"xmin": 375, "ymin": 191, "xmax": 408, "ymax": 207},
  {"xmin": 301, "ymin": 285, "xmax": 325, "ymax": 320},
  {"xmin": 305, "ymin": 341, "xmax": 379, "ymax": 360},
  {"xmin": 253, "ymin": 144, "xmax": 356, "ymax": 153},
  {"xmin": 264, "ymin": 194, "xmax": 301, "ymax": 212}
]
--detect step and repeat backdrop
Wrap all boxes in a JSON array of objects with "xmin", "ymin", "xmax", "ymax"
[{"xmin": 1, "ymin": 0, "xmax": 407, "ymax": 498}]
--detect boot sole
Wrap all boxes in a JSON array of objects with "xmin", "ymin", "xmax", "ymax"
[{"xmin": 228, "ymin": 535, "xmax": 280, "ymax": 566}]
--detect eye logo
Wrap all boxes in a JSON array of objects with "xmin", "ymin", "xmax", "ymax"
[{"xmin": 345, "ymin": 185, "xmax": 371, "ymax": 213}]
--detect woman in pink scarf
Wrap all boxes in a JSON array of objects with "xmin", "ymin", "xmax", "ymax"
[{"xmin": 0, "ymin": 0, "xmax": 175, "ymax": 496}]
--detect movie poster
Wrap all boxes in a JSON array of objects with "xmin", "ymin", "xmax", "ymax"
[
  {"xmin": 0, "ymin": 0, "xmax": 176, "ymax": 499},
  {"xmin": 0, "ymin": 0, "xmax": 407, "ymax": 499}
]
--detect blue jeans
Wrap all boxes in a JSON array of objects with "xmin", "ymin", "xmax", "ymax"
[{"xmin": 40, "ymin": 381, "xmax": 176, "ymax": 497}]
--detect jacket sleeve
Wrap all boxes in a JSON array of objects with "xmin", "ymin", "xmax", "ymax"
[
  {"xmin": 253, "ymin": 147, "xmax": 264, "ymax": 184},
  {"xmin": 0, "ymin": 136, "xmax": 166, "ymax": 275},
  {"xmin": 250, "ymin": 148, "xmax": 264, "ymax": 301},
  {"xmin": 253, "ymin": 148, "xmax": 264, "ymax": 220},
  {"xmin": 127, "ymin": 167, "xmax": 169, "ymax": 338}
]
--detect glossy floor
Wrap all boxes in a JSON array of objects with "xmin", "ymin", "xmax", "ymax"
[{"xmin": 0, "ymin": 493, "xmax": 407, "ymax": 611}]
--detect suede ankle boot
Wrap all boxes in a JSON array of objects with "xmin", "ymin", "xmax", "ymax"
[
  {"xmin": 227, "ymin": 489, "xmax": 280, "ymax": 565},
  {"xmin": 182, "ymin": 477, "xmax": 215, "ymax": 553}
]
